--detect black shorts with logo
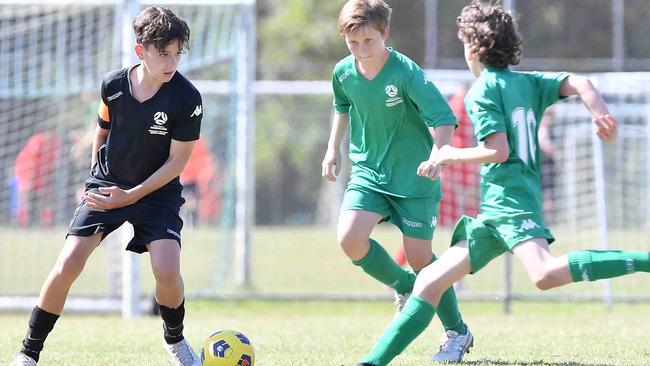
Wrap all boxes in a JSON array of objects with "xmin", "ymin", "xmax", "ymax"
[{"xmin": 68, "ymin": 182, "xmax": 185, "ymax": 253}]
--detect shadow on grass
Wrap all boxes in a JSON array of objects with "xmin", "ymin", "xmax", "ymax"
[{"xmin": 463, "ymin": 360, "xmax": 613, "ymax": 366}]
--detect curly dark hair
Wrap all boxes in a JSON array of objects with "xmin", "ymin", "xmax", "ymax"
[
  {"xmin": 457, "ymin": 0, "xmax": 522, "ymax": 68},
  {"xmin": 133, "ymin": 6, "xmax": 190, "ymax": 52}
]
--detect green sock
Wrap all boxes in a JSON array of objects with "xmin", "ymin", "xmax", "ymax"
[
  {"xmin": 361, "ymin": 296, "xmax": 435, "ymax": 366},
  {"xmin": 568, "ymin": 250, "xmax": 650, "ymax": 282},
  {"xmin": 353, "ymin": 239, "xmax": 416, "ymax": 295},
  {"xmin": 424, "ymin": 255, "xmax": 466, "ymax": 335}
]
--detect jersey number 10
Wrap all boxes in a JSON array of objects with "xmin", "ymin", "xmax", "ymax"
[{"xmin": 511, "ymin": 107, "xmax": 537, "ymax": 167}]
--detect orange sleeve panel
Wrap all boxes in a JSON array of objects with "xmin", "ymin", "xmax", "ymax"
[{"xmin": 97, "ymin": 99, "xmax": 110, "ymax": 122}]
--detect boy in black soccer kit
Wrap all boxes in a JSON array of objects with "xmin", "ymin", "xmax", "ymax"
[{"xmin": 10, "ymin": 7, "xmax": 203, "ymax": 366}]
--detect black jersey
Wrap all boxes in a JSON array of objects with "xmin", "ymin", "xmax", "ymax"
[{"xmin": 92, "ymin": 66, "xmax": 202, "ymax": 198}]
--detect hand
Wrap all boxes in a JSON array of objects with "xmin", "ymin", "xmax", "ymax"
[
  {"xmin": 417, "ymin": 160, "xmax": 441, "ymax": 180},
  {"xmin": 85, "ymin": 186, "xmax": 137, "ymax": 211},
  {"xmin": 321, "ymin": 148, "xmax": 341, "ymax": 182},
  {"xmin": 593, "ymin": 114, "xmax": 617, "ymax": 141}
]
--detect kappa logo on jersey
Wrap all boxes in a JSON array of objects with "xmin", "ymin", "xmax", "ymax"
[
  {"xmin": 107, "ymin": 91, "xmax": 123, "ymax": 101},
  {"xmin": 190, "ymin": 105, "xmax": 202, "ymax": 117},
  {"xmin": 149, "ymin": 111, "xmax": 169, "ymax": 135},
  {"xmin": 385, "ymin": 84, "xmax": 403, "ymax": 107},
  {"xmin": 423, "ymin": 72, "xmax": 433, "ymax": 85},
  {"xmin": 519, "ymin": 219, "xmax": 540, "ymax": 231}
]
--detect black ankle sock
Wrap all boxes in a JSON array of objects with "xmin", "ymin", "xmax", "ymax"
[
  {"xmin": 21, "ymin": 306, "xmax": 60, "ymax": 362},
  {"xmin": 158, "ymin": 299, "xmax": 185, "ymax": 345}
]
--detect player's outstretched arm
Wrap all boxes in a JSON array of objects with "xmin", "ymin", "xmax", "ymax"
[
  {"xmin": 322, "ymin": 112, "xmax": 349, "ymax": 182},
  {"xmin": 420, "ymin": 132, "xmax": 509, "ymax": 172},
  {"xmin": 85, "ymin": 139, "xmax": 196, "ymax": 210},
  {"xmin": 559, "ymin": 75, "xmax": 617, "ymax": 141}
]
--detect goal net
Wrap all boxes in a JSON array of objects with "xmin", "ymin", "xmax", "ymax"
[{"xmin": 0, "ymin": 0, "xmax": 253, "ymax": 313}]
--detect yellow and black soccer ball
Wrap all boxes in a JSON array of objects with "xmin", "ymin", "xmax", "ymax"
[{"xmin": 200, "ymin": 329, "xmax": 255, "ymax": 366}]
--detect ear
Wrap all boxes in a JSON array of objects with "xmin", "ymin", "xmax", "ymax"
[
  {"xmin": 468, "ymin": 50, "xmax": 477, "ymax": 61},
  {"xmin": 382, "ymin": 26, "xmax": 390, "ymax": 41},
  {"xmin": 134, "ymin": 43, "xmax": 145, "ymax": 60}
]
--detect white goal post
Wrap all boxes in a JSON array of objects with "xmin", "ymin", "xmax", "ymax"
[{"xmin": 0, "ymin": 0, "xmax": 255, "ymax": 317}]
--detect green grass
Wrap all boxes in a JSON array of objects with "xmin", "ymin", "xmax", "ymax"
[
  {"xmin": 1, "ymin": 225, "xmax": 648, "ymax": 299},
  {"xmin": 1, "ymin": 300, "xmax": 649, "ymax": 365},
  {"xmin": 1, "ymin": 226, "xmax": 649, "ymax": 365}
]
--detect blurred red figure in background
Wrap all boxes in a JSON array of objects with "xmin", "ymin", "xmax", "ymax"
[
  {"xmin": 13, "ymin": 131, "xmax": 60, "ymax": 226},
  {"xmin": 180, "ymin": 137, "xmax": 221, "ymax": 225},
  {"xmin": 394, "ymin": 83, "xmax": 479, "ymax": 266}
]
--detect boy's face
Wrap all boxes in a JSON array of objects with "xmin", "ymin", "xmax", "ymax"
[
  {"xmin": 135, "ymin": 40, "xmax": 183, "ymax": 83},
  {"xmin": 463, "ymin": 42, "xmax": 482, "ymax": 77},
  {"xmin": 344, "ymin": 25, "xmax": 389, "ymax": 62}
]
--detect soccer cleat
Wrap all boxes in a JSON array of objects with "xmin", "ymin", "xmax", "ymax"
[
  {"xmin": 431, "ymin": 326, "xmax": 473, "ymax": 363},
  {"xmin": 9, "ymin": 353, "xmax": 37, "ymax": 366},
  {"xmin": 393, "ymin": 290, "xmax": 411, "ymax": 313},
  {"xmin": 163, "ymin": 338, "xmax": 202, "ymax": 366}
]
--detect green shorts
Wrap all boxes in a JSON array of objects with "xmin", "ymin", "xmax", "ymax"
[
  {"xmin": 341, "ymin": 184, "xmax": 439, "ymax": 240},
  {"xmin": 451, "ymin": 212, "xmax": 555, "ymax": 273}
]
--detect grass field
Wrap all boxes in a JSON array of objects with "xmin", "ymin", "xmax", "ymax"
[
  {"xmin": 1, "ymin": 226, "xmax": 648, "ymax": 299},
  {"xmin": 0, "ymin": 226, "xmax": 649, "ymax": 365},
  {"xmin": 1, "ymin": 300, "xmax": 649, "ymax": 365}
]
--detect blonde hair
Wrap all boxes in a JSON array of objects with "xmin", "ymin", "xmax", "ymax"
[{"xmin": 337, "ymin": 0, "xmax": 392, "ymax": 37}]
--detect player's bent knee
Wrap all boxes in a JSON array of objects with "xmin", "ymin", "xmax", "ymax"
[
  {"xmin": 54, "ymin": 254, "xmax": 87, "ymax": 281},
  {"xmin": 413, "ymin": 277, "xmax": 446, "ymax": 300},
  {"xmin": 338, "ymin": 235, "xmax": 368, "ymax": 258},
  {"xmin": 152, "ymin": 265, "xmax": 182, "ymax": 285},
  {"xmin": 406, "ymin": 256, "xmax": 430, "ymax": 272}
]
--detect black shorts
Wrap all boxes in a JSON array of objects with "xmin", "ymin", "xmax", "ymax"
[{"xmin": 68, "ymin": 185, "xmax": 184, "ymax": 254}]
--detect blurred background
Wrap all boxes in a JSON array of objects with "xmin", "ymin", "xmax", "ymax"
[{"xmin": 0, "ymin": 0, "xmax": 648, "ymax": 315}]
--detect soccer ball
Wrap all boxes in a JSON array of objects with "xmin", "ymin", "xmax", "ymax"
[{"xmin": 200, "ymin": 329, "xmax": 255, "ymax": 366}]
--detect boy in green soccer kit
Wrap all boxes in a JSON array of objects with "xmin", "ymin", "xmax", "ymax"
[
  {"xmin": 356, "ymin": 1, "xmax": 650, "ymax": 365},
  {"xmin": 322, "ymin": 1, "xmax": 472, "ymax": 362}
]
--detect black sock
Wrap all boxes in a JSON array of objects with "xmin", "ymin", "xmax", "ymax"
[
  {"xmin": 158, "ymin": 299, "xmax": 185, "ymax": 345},
  {"xmin": 21, "ymin": 306, "xmax": 60, "ymax": 362}
]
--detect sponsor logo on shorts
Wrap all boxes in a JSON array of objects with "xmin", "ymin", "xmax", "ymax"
[
  {"xmin": 518, "ymin": 219, "xmax": 540, "ymax": 231},
  {"xmin": 402, "ymin": 217, "xmax": 423, "ymax": 228},
  {"xmin": 431, "ymin": 216, "xmax": 438, "ymax": 228},
  {"xmin": 166, "ymin": 228, "xmax": 181, "ymax": 239}
]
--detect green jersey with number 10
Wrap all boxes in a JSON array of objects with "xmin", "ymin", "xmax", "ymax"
[{"xmin": 465, "ymin": 67, "xmax": 568, "ymax": 217}]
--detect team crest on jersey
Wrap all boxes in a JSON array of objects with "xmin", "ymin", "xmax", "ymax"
[
  {"xmin": 385, "ymin": 84, "xmax": 403, "ymax": 107},
  {"xmin": 149, "ymin": 111, "xmax": 169, "ymax": 135}
]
